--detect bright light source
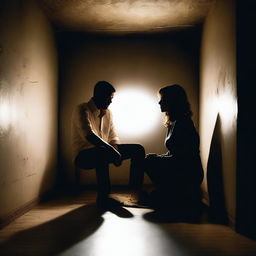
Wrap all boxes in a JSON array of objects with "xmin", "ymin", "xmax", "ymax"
[{"xmin": 109, "ymin": 88, "xmax": 161, "ymax": 137}]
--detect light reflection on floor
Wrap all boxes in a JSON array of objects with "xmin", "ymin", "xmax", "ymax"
[
  {"xmin": 1, "ymin": 191, "xmax": 256, "ymax": 256},
  {"xmin": 60, "ymin": 208, "xmax": 186, "ymax": 256}
]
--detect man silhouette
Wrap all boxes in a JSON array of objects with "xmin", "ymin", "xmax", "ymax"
[{"xmin": 72, "ymin": 81, "xmax": 145, "ymax": 208}]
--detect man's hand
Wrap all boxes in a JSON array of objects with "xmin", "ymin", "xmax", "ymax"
[
  {"xmin": 111, "ymin": 144, "xmax": 119, "ymax": 151},
  {"xmin": 86, "ymin": 133, "xmax": 122, "ymax": 166},
  {"xmin": 113, "ymin": 157, "xmax": 122, "ymax": 167},
  {"xmin": 109, "ymin": 144, "xmax": 122, "ymax": 166},
  {"xmin": 111, "ymin": 147, "xmax": 122, "ymax": 166}
]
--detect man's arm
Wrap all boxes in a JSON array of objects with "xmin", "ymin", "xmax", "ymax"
[
  {"xmin": 86, "ymin": 132, "xmax": 121, "ymax": 166},
  {"xmin": 110, "ymin": 143, "xmax": 119, "ymax": 151},
  {"xmin": 108, "ymin": 111, "xmax": 120, "ymax": 150},
  {"xmin": 77, "ymin": 105, "xmax": 121, "ymax": 165}
]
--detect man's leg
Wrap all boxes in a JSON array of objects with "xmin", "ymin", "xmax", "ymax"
[
  {"xmin": 118, "ymin": 144, "xmax": 145, "ymax": 190},
  {"xmin": 75, "ymin": 147, "xmax": 114, "ymax": 201}
]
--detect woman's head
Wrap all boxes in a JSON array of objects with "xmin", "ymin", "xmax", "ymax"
[{"xmin": 158, "ymin": 84, "xmax": 192, "ymax": 124}]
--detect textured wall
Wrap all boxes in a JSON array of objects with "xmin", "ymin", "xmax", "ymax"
[
  {"xmin": 0, "ymin": 0, "xmax": 58, "ymax": 221},
  {"xmin": 58, "ymin": 33, "xmax": 200, "ymax": 185},
  {"xmin": 40, "ymin": 0, "xmax": 214, "ymax": 33},
  {"xmin": 200, "ymin": 0, "xmax": 236, "ymax": 224}
]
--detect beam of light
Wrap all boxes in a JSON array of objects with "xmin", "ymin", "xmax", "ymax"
[{"xmin": 109, "ymin": 88, "xmax": 161, "ymax": 137}]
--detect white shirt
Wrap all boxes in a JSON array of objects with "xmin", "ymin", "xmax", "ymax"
[{"xmin": 71, "ymin": 98, "xmax": 120, "ymax": 161}]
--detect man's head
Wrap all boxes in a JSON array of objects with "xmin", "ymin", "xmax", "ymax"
[{"xmin": 93, "ymin": 81, "xmax": 115, "ymax": 109}]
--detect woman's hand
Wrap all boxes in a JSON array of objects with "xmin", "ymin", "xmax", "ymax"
[{"xmin": 146, "ymin": 153, "xmax": 157, "ymax": 159}]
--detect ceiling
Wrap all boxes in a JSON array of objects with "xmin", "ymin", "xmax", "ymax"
[{"xmin": 39, "ymin": 0, "xmax": 215, "ymax": 34}]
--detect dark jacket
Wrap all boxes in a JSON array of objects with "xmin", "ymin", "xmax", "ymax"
[{"xmin": 164, "ymin": 115, "xmax": 204, "ymax": 185}]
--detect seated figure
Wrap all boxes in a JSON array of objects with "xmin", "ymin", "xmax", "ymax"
[
  {"xmin": 144, "ymin": 84, "xmax": 204, "ymax": 221},
  {"xmin": 72, "ymin": 81, "xmax": 145, "ymax": 208}
]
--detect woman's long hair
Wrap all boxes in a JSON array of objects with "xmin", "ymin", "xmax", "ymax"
[{"xmin": 159, "ymin": 84, "xmax": 192, "ymax": 127}]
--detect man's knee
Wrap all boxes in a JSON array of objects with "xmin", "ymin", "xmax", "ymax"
[
  {"xmin": 132, "ymin": 144, "xmax": 145, "ymax": 158},
  {"xmin": 96, "ymin": 146, "xmax": 111, "ymax": 165}
]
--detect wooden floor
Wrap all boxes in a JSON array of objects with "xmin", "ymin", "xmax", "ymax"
[{"xmin": 0, "ymin": 189, "xmax": 256, "ymax": 256}]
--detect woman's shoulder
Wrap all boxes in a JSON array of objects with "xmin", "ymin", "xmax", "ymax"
[{"xmin": 176, "ymin": 115, "xmax": 194, "ymax": 127}]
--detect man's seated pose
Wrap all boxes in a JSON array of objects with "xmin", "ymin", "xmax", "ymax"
[{"xmin": 72, "ymin": 81, "xmax": 145, "ymax": 208}]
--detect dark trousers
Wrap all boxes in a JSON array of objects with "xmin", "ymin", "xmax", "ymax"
[
  {"xmin": 75, "ymin": 144, "xmax": 145, "ymax": 198},
  {"xmin": 144, "ymin": 155, "xmax": 203, "ymax": 208}
]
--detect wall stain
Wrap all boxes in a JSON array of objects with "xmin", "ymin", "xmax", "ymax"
[{"xmin": 26, "ymin": 173, "xmax": 36, "ymax": 178}]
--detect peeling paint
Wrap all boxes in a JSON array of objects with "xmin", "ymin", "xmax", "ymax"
[{"xmin": 26, "ymin": 173, "xmax": 37, "ymax": 178}]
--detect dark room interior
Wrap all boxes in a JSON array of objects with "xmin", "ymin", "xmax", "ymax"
[{"xmin": 1, "ymin": 0, "xmax": 256, "ymax": 255}]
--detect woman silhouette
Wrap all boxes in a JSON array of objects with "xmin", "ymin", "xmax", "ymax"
[{"xmin": 145, "ymin": 84, "xmax": 204, "ymax": 221}]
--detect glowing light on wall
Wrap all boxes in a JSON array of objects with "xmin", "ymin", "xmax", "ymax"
[
  {"xmin": 109, "ymin": 88, "xmax": 161, "ymax": 137},
  {"xmin": 0, "ymin": 98, "xmax": 17, "ymax": 135},
  {"xmin": 0, "ymin": 101, "xmax": 10, "ymax": 127},
  {"xmin": 217, "ymin": 92, "xmax": 237, "ymax": 122}
]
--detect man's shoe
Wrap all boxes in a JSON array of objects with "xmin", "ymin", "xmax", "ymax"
[{"xmin": 96, "ymin": 196, "xmax": 123, "ymax": 209}]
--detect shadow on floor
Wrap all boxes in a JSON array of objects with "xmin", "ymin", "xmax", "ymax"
[
  {"xmin": 0, "ymin": 204, "xmax": 104, "ymax": 256},
  {"xmin": 143, "ymin": 209, "xmax": 201, "ymax": 224},
  {"xmin": 108, "ymin": 206, "xmax": 134, "ymax": 218}
]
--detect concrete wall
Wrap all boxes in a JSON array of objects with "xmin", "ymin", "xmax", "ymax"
[
  {"xmin": 200, "ymin": 0, "xmax": 237, "ymax": 224},
  {"xmin": 0, "ymin": 0, "xmax": 58, "ymax": 223},
  {"xmin": 58, "ymin": 33, "xmax": 200, "ymax": 185}
]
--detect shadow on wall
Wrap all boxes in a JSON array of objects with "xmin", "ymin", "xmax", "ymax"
[{"xmin": 207, "ymin": 114, "xmax": 228, "ymax": 224}]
